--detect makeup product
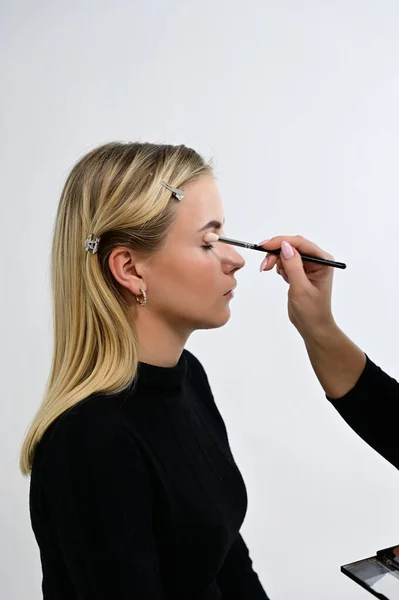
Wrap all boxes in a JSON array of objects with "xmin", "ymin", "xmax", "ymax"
[
  {"xmin": 341, "ymin": 544, "xmax": 399, "ymax": 600},
  {"xmin": 203, "ymin": 233, "xmax": 346, "ymax": 269}
]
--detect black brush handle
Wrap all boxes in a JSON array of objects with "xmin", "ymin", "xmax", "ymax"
[
  {"xmin": 217, "ymin": 237, "xmax": 346, "ymax": 270},
  {"xmin": 256, "ymin": 246, "xmax": 346, "ymax": 270}
]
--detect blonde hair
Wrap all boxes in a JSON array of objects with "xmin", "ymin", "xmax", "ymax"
[{"xmin": 20, "ymin": 141, "xmax": 213, "ymax": 475}]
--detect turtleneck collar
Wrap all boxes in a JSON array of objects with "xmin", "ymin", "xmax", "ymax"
[{"xmin": 134, "ymin": 350, "xmax": 188, "ymax": 394}]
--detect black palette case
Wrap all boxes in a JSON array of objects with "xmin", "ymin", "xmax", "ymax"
[{"xmin": 341, "ymin": 545, "xmax": 399, "ymax": 600}]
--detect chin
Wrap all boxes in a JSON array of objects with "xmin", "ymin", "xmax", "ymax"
[{"xmin": 197, "ymin": 307, "xmax": 232, "ymax": 331}]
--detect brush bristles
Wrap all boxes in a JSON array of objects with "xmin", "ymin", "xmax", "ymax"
[{"xmin": 202, "ymin": 232, "xmax": 219, "ymax": 243}]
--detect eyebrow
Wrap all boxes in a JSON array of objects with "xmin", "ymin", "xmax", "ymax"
[{"xmin": 197, "ymin": 218, "xmax": 225, "ymax": 233}]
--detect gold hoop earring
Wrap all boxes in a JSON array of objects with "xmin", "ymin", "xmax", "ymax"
[{"xmin": 136, "ymin": 289, "xmax": 147, "ymax": 307}]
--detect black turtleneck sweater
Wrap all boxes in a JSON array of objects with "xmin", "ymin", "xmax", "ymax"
[
  {"xmin": 30, "ymin": 350, "xmax": 269, "ymax": 599},
  {"xmin": 29, "ymin": 350, "xmax": 399, "ymax": 599}
]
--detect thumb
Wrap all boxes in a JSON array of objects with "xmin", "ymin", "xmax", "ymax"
[{"xmin": 280, "ymin": 241, "xmax": 311, "ymax": 290}]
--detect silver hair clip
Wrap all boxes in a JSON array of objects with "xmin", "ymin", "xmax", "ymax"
[
  {"xmin": 160, "ymin": 181, "xmax": 184, "ymax": 201},
  {"xmin": 85, "ymin": 234, "xmax": 101, "ymax": 254}
]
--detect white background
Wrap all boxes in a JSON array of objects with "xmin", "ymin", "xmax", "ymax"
[{"xmin": 2, "ymin": 1, "xmax": 399, "ymax": 598}]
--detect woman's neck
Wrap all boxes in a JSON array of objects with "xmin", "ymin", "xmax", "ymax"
[{"xmin": 134, "ymin": 310, "xmax": 191, "ymax": 367}]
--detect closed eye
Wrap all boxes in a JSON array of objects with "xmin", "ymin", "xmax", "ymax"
[{"xmin": 202, "ymin": 244, "xmax": 214, "ymax": 251}]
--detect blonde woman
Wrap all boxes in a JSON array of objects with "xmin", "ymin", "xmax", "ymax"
[{"xmin": 21, "ymin": 142, "xmax": 398, "ymax": 599}]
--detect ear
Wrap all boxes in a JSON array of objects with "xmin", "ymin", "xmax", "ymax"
[{"xmin": 108, "ymin": 246, "xmax": 148, "ymax": 297}]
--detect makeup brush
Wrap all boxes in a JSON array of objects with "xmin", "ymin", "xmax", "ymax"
[{"xmin": 203, "ymin": 233, "xmax": 346, "ymax": 269}]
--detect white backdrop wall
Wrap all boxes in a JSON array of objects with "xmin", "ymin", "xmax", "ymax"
[{"xmin": 2, "ymin": 1, "xmax": 399, "ymax": 599}]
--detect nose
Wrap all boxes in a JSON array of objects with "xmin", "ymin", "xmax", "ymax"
[{"xmin": 221, "ymin": 243, "xmax": 246, "ymax": 273}]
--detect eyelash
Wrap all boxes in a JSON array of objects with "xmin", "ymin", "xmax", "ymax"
[{"xmin": 202, "ymin": 244, "xmax": 214, "ymax": 251}]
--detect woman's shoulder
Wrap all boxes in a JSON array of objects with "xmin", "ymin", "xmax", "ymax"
[
  {"xmin": 30, "ymin": 393, "xmax": 153, "ymax": 506},
  {"xmin": 35, "ymin": 391, "xmax": 139, "ymax": 469}
]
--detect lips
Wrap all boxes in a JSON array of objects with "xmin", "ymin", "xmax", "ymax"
[{"xmin": 223, "ymin": 286, "xmax": 236, "ymax": 296}]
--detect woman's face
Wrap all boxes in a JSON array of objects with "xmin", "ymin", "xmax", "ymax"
[{"xmin": 142, "ymin": 175, "xmax": 246, "ymax": 333}]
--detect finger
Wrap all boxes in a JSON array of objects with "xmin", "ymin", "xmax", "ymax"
[
  {"xmin": 280, "ymin": 268, "xmax": 289, "ymax": 284},
  {"xmin": 258, "ymin": 235, "xmax": 334, "ymax": 261},
  {"xmin": 260, "ymin": 253, "xmax": 278, "ymax": 272},
  {"xmin": 276, "ymin": 262, "xmax": 288, "ymax": 283},
  {"xmin": 278, "ymin": 241, "xmax": 313, "ymax": 290}
]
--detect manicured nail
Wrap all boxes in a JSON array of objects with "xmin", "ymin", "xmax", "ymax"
[
  {"xmin": 260, "ymin": 256, "xmax": 269, "ymax": 271},
  {"xmin": 258, "ymin": 239, "xmax": 271, "ymax": 246},
  {"xmin": 281, "ymin": 241, "xmax": 294, "ymax": 259}
]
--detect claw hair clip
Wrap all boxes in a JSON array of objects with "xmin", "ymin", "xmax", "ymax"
[{"xmin": 160, "ymin": 181, "xmax": 184, "ymax": 201}]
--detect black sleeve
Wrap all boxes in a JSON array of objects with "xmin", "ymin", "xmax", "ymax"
[
  {"xmin": 216, "ymin": 533, "xmax": 270, "ymax": 599},
  {"xmin": 44, "ymin": 410, "xmax": 165, "ymax": 599},
  {"xmin": 327, "ymin": 354, "xmax": 399, "ymax": 470}
]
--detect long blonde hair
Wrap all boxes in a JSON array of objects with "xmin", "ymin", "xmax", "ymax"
[{"xmin": 20, "ymin": 141, "xmax": 213, "ymax": 475}]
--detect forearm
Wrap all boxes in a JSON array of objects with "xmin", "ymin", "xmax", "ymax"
[{"xmin": 302, "ymin": 323, "xmax": 367, "ymax": 400}]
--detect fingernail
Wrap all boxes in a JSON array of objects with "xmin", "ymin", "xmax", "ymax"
[
  {"xmin": 258, "ymin": 239, "xmax": 271, "ymax": 246},
  {"xmin": 260, "ymin": 256, "xmax": 269, "ymax": 271},
  {"xmin": 281, "ymin": 241, "xmax": 294, "ymax": 260}
]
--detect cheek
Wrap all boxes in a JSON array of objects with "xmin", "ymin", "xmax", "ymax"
[
  {"xmin": 150, "ymin": 250, "xmax": 220, "ymax": 297},
  {"xmin": 178, "ymin": 257, "xmax": 219, "ymax": 293}
]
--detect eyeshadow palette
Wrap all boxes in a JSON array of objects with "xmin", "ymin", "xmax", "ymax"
[{"xmin": 341, "ymin": 545, "xmax": 399, "ymax": 600}]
